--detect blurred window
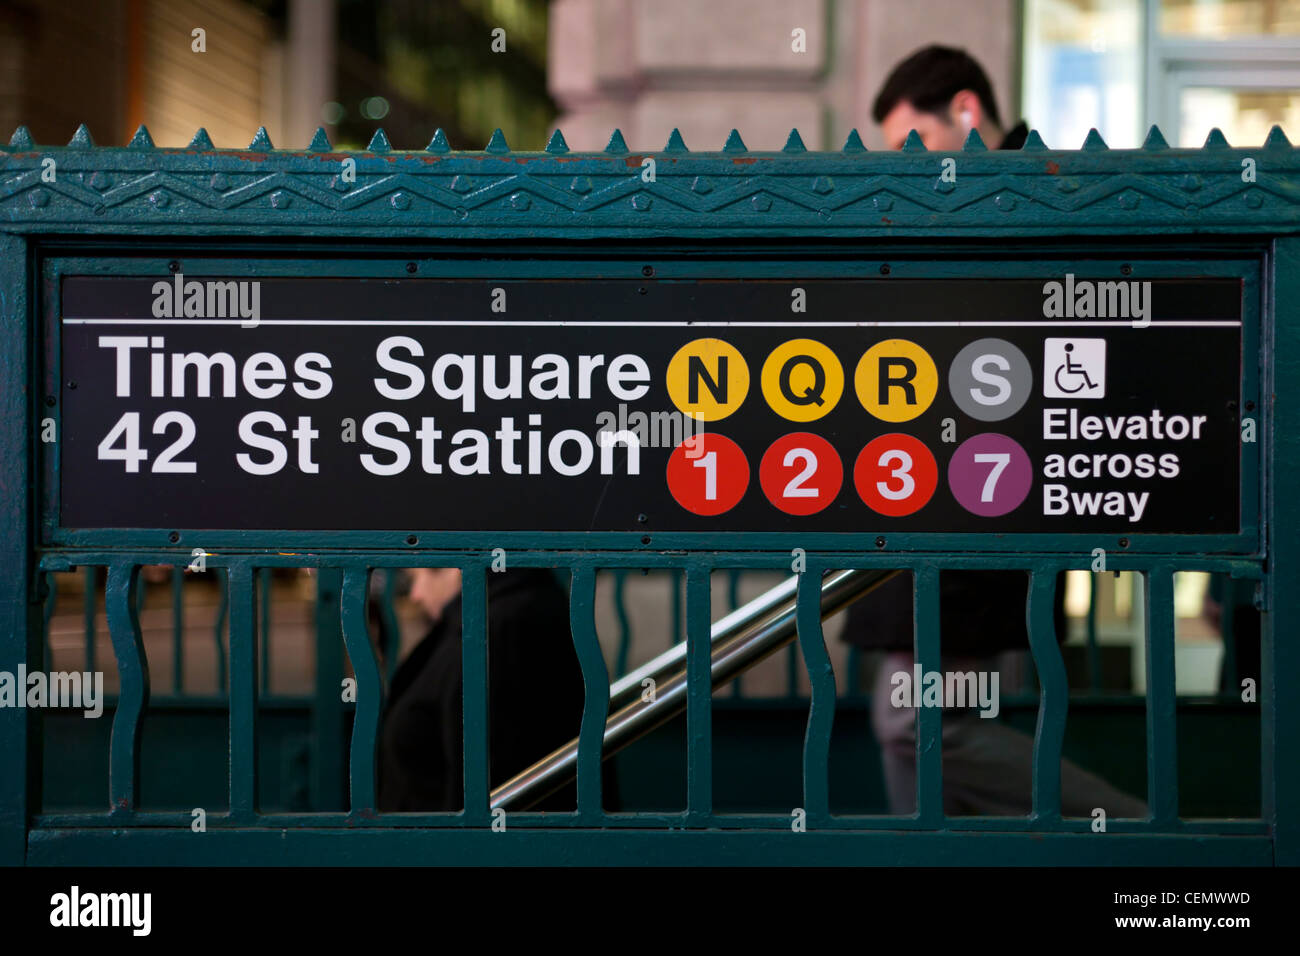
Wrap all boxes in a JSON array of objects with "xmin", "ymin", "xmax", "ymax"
[
  {"xmin": 1023, "ymin": 0, "xmax": 1300, "ymax": 146},
  {"xmin": 1159, "ymin": 0, "xmax": 1300, "ymax": 36},
  {"xmin": 1023, "ymin": 0, "xmax": 1144, "ymax": 147},
  {"xmin": 1177, "ymin": 87, "xmax": 1300, "ymax": 144}
]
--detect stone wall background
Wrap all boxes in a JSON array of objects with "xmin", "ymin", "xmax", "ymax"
[{"xmin": 548, "ymin": 0, "xmax": 1020, "ymax": 152}]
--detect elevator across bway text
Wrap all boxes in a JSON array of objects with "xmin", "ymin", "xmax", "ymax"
[{"xmin": 55, "ymin": 271, "xmax": 1243, "ymax": 535}]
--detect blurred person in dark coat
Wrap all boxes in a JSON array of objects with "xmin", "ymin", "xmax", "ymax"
[{"xmin": 379, "ymin": 567, "xmax": 611, "ymax": 811}]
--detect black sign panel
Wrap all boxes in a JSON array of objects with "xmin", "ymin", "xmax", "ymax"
[{"xmin": 56, "ymin": 275, "xmax": 1242, "ymax": 534}]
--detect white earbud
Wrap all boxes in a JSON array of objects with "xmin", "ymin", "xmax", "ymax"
[{"xmin": 960, "ymin": 111, "xmax": 973, "ymax": 129}]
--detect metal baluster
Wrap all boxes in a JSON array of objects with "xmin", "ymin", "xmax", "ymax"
[
  {"xmin": 797, "ymin": 568, "xmax": 834, "ymax": 826},
  {"xmin": 570, "ymin": 565, "xmax": 609, "ymax": 822},
  {"xmin": 460, "ymin": 563, "xmax": 489, "ymax": 823},
  {"xmin": 105, "ymin": 565, "xmax": 149, "ymax": 815},
  {"xmin": 228, "ymin": 563, "xmax": 257, "ymax": 820},
  {"xmin": 613, "ymin": 569, "xmax": 631, "ymax": 679},
  {"xmin": 134, "ymin": 571, "xmax": 147, "ymax": 624},
  {"xmin": 915, "ymin": 567, "xmax": 943, "ymax": 825},
  {"xmin": 312, "ymin": 570, "xmax": 345, "ymax": 811},
  {"xmin": 685, "ymin": 562, "xmax": 713, "ymax": 822},
  {"xmin": 340, "ymin": 569, "xmax": 382, "ymax": 813},
  {"xmin": 1028, "ymin": 567, "xmax": 1066, "ymax": 827},
  {"xmin": 728, "ymin": 569, "xmax": 743, "ymax": 699},
  {"xmin": 379, "ymin": 569, "xmax": 401, "ymax": 682},
  {"xmin": 1144, "ymin": 566, "xmax": 1178, "ymax": 825}
]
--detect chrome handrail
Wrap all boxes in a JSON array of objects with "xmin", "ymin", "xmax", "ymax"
[{"xmin": 491, "ymin": 567, "xmax": 899, "ymax": 811}]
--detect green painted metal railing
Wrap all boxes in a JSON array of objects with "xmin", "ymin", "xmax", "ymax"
[
  {"xmin": 1, "ymin": 121, "xmax": 1297, "ymax": 866},
  {"xmin": 40, "ymin": 563, "xmax": 1248, "ymax": 707}
]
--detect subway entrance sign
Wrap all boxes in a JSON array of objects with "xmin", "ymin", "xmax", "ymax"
[
  {"xmin": 6, "ymin": 123, "xmax": 1297, "ymax": 870},
  {"xmin": 54, "ymin": 267, "xmax": 1246, "ymax": 538}
]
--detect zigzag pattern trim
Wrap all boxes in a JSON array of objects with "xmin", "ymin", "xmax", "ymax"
[{"xmin": 2, "ymin": 125, "xmax": 1296, "ymax": 235}]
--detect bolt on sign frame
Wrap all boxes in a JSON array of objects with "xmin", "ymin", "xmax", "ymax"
[{"xmin": 0, "ymin": 121, "xmax": 1297, "ymax": 866}]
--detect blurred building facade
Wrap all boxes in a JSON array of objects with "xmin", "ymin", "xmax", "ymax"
[
  {"xmin": 549, "ymin": 0, "xmax": 1018, "ymax": 152},
  {"xmin": 0, "ymin": 0, "xmax": 552, "ymax": 150},
  {"xmin": 1, "ymin": 0, "xmax": 317, "ymax": 148},
  {"xmin": 5, "ymin": 0, "xmax": 1295, "ymax": 152},
  {"xmin": 548, "ymin": 0, "xmax": 1300, "ymax": 152}
]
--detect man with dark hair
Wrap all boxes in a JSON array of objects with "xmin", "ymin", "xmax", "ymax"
[
  {"xmin": 843, "ymin": 46, "xmax": 1145, "ymax": 819},
  {"xmin": 872, "ymin": 45, "xmax": 1028, "ymax": 151}
]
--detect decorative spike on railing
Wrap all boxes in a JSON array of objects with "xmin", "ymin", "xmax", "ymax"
[
  {"xmin": 128, "ymin": 125, "xmax": 155, "ymax": 149},
  {"xmin": 0, "ymin": 117, "xmax": 1295, "ymax": 235},
  {"xmin": 1081, "ymin": 128, "xmax": 1108, "ymax": 150},
  {"xmin": 664, "ymin": 128, "xmax": 688, "ymax": 153},
  {"xmin": 11, "ymin": 121, "xmax": 1293, "ymax": 157},
  {"xmin": 1142, "ymin": 125, "xmax": 1169, "ymax": 150},
  {"xmin": 544, "ymin": 128, "xmax": 569, "ymax": 154},
  {"xmin": 426, "ymin": 128, "xmax": 450, "ymax": 153},
  {"xmin": 604, "ymin": 129, "xmax": 629, "ymax": 154},
  {"xmin": 1204, "ymin": 127, "xmax": 1230, "ymax": 149},
  {"xmin": 248, "ymin": 127, "xmax": 273, "ymax": 151}
]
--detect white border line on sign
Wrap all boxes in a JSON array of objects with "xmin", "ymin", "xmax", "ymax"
[{"xmin": 59, "ymin": 319, "xmax": 1245, "ymax": 327}]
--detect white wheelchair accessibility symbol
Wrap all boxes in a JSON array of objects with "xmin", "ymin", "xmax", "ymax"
[{"xmin": 1043, "ymin": 338, "xmax": 1106, "ymax": 398}]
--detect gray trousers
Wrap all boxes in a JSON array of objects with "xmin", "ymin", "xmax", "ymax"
[{"xmin": 871, "ymin": 651, "xmax": 1149, "ymax": 818}]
